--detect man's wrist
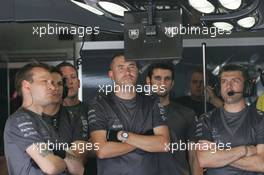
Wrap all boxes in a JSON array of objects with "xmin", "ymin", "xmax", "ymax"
[
  {"xmin": 106, "ymin": 130, "xmax": 121, "ymax": 142},
  {"xmin": 118, "ymin": 131, "xmax": 129, "ymax": 142}
]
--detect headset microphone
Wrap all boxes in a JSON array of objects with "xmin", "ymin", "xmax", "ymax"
[{"xmin": 227, "ymin": 91, "xmax": 243, "ymax": 96}]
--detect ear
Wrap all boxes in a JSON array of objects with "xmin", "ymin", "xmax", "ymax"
[
  {"xmin": 146, "ymin": 76, "xmax": 151, "ymax": 85},
  {"xmin": 108, "ymin": 70, "xmax": 113, "ymax": 80},
  {"xmin": 21, "ymin": 80, "xmax": 31, "ymax": 94}
]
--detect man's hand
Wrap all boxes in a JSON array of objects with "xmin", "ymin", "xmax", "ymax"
[
  {"xmin": 26, "ymin": 143, "xmax": 67, "ymax": 174},
  {"xmin": 206, "ymin": 86, "xmax": 223, "ymax": 107},
  {"xmin": 230, "ymin": 144, "xmax": 264, "ymax": 172},
  {"xmin": 64, "ymin": 149, "xmax": 84, "ymax": 175},
  {"xmin": 196, "ymin": 140, "xmax": 246, "ymax": 168},
  {"xmin": 122, "ymin": 126, "xmax": 170, "ymax": 153}
]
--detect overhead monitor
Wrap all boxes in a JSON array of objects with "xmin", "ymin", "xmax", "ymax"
[{"xmin": 124, "ymin": 10, "xmax": 182, "ymax": 60}]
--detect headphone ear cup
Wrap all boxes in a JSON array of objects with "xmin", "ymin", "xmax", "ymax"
[
  {"xmin": 261, "ymin": 71, "xmax": 264, "ymax": 87},
  {"xmin": 243, "ymin": 80, "xmax": 249, "ymax": 97},
  {"xmin": 242, "ymin": 67, "xmax": 252, "ymax": 97},
  {"xmin": 62, "ymin": 78, "xmax": 69, "ymax": 99},
  {"xmin": 243, "ymin": 79, "xmax": 255, "ymax": 97}
]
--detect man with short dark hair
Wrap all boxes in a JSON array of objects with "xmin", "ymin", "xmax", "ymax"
[
  {"xmin": 4, "ymin": 63, "xmax": 67, "ymax": 174},
  {"xmin": 56, "ymin": 62, "xmax": 89, "ymax": 142},
  {"xmin": 56, "ymin": 61, "xmax": 94, "ymax": 174},
  {"xmin": 146, "ymin": 62, "xmax": 202, "ymax": 175},
  {"xmin": 88, "ymin": 54, "xmax": 170, "ymax": 175},
  {"xmin": 196, "ymin": 64, "xmax": 264, "ymax": 175},
  {"xmin": 177, "ymin": 67, "xmax": 223, "ymax": 116}
]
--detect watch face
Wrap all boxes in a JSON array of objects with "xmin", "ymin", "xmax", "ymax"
[{"xmin": 122, "ymin": 132, "xmax": 129, "ymax": 138}]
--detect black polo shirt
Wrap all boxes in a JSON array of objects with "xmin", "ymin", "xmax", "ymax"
[
  {"xmin": 65, "ymin": 102, "xmax": 89, "ymax": 141},
  {"xmin": 88, "ymin": 93, "xmax": 167, "ymax": 175},
  {"xmin": 42, "ymin": 106, "xmax": 73, "ymax": 144},
  {"xmin": 195, "ymin": 106, "xmax": 264, "ymax": 175},
  {"xmin": 158, "ymin": 102, "xmax": 197, "ymax": 175},
  {"xmin": 64, "ymin": 102, "xmax": 97, "ymax": 175},
  {"xmin": 176, "ymin": 96, "xmax": 214, "ymax": 116}
]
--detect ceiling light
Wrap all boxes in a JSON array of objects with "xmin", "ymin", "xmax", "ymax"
[
  {"xmin": 98, "ymin": 1, "xmax": 128, "ymax": 17},
  {"xmin": 156, "ymin": 6, "xmax": 163, "ymax": 10},
  {"xmin": 71, "ymin": 0, "xmax": 104, "ymax": 15},
  {"xmin": 188, "ymin": 0, "xmax": 215, "ymax": 14},
  {"xmin": 237, "ymin": 16, "xmax": 256, "ymax": 28},
  {"xmin": 218, "ymin": 0, "xmax": 242, "ymax": 10},
  {"xmin": 213, "ymin": 22, "xmax": 234, "ymax": 31},
  {"xmin": 165, "ymin": 6, "xmax": 171, "ymax": 10}
]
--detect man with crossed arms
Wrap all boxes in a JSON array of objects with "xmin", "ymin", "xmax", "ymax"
[
  {"xmin": 88, "ymin": 53, "xmax": 170, "ymax": 175},
  {"xmin": 196, "ymin": 64, "xmax": 264, "ymax": 175}
]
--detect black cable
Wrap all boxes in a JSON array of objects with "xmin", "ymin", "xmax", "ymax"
[{"xmin": 76, "ymin": 36, "xmax": 85, "ymax": 69}]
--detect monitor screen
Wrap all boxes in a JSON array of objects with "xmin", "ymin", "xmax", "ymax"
[{"xmin": 124, "ymin": 10, "xmax": 182, "ymax": 60}]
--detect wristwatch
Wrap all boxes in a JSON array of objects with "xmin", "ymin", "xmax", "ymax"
[{"xmin": 120, "ymin": 131, "xmax": 129, "ymax": 142}]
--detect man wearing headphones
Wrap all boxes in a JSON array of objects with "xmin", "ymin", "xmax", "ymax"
[
  {"xmin": 56, "ymin": 62, "xmax": 95, "ymax": 175},
  {"xmin": 196, "ymin": 64, "xmax": 264, "ymax": 175},
  {"xmin": 4, "ymin": 63, "xmax": 67, "ymax": 174},
  {"xmin": 56, "ymin": 62, "xmax": 89, "ymax": 144}
]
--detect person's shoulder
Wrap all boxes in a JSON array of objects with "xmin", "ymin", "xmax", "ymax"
[
  {"xmin": 170, "ymin": 101, "xmax": 196, "ymax": 117},
  {"xmin": 138, "ymin": 93, "xmax": 157, "ymax": 100},
  {"xmin": 175, "ymin": 95, "xmax": 191, "ymax": 101},
  {"xmin": 247, "ymin": 106, "xmax": 264, "ymax": 130},
  {"xmin": 5, "ymin": 108, "xmax": 38, "ymax": 133},
  {"xmin": 138, "ymin": 93, "xmax": 161, "ymax": 107},
  {"xmin": 7, "ymin": 108, "xmax": 33, "ymax": 124},
  {"xmin": 77, "ymin": 101, "xmax": 90, "ymax": 114},
  {"xmin": 88, "ymin": 93, "xmax": 113, "ymax": 113},
  {"xmin": 89, "ymin": 92, "xmax": 109, "ymax": 105},
  {"xmin": 79, "ymin": 101, "xmax": 89, "ymax": 108},
  {"xmin": 170, "ymin": 101, "xmax": 191, "ymax": 111},
  {"xmin": 199, "ymin": 107, "xmax": 219, "ymax": 121},
  {"xmin": 88, "ymin": 93, "xmax": 108, "ymax": 108},
  {"xmin": 256, "ymin": 109, "xmax": 264, "ymax": 117},
  {"xmin": 248, "ymin": 105, "xmax": 264, "ymax": 119},
  {"xmin": 174, "ymin": 95, "xmax": 192, "ymax": 104}
]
